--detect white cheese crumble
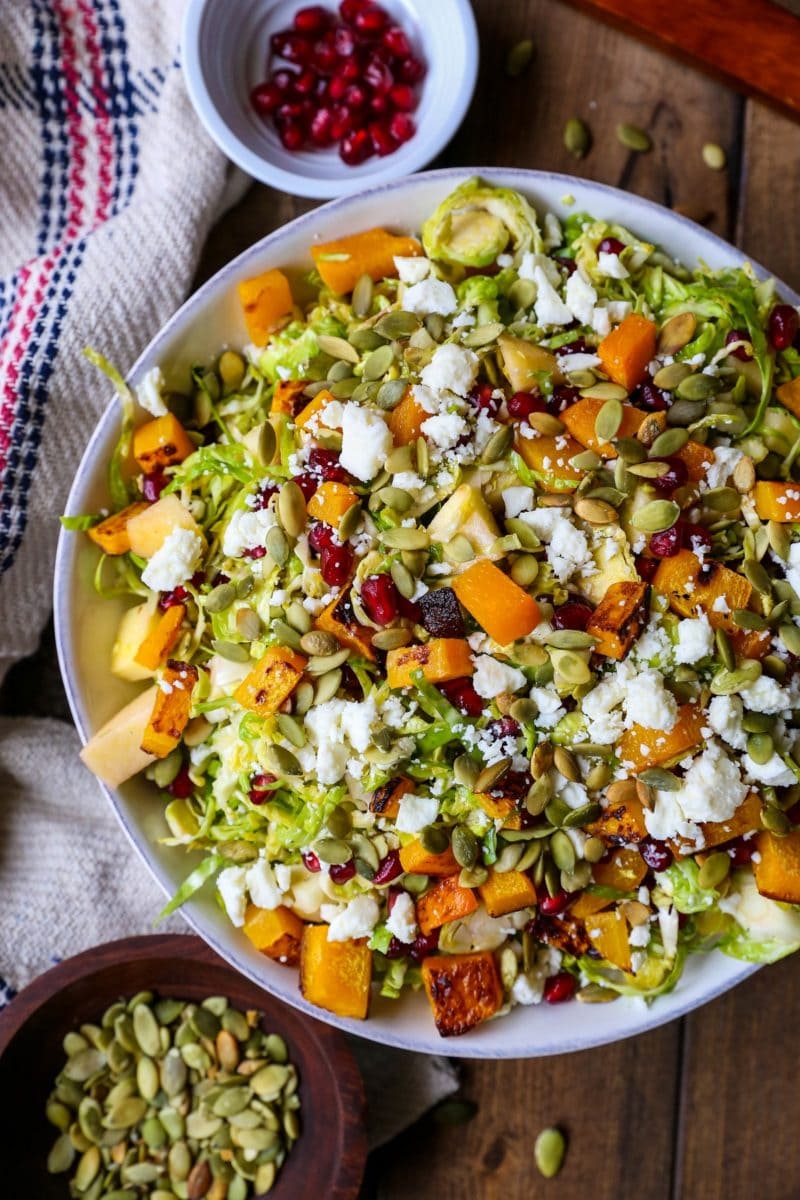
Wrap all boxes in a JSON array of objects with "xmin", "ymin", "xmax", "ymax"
[
  {"xmin": 503, "ymin": 486, "xmax": 534, "ymax": 518},
  {"xmin": 707, "ymin": 694, "xmax": 748, "ymax": 750},
  {"xmin": 597, "ymin": 251, "xmax": 629, "ymax": 279},
  {"xmin": 246, "ymin": 858, "xmax": 284, "ymax": 910},
  {"xmin": 674, "ymin": 613, "xmax": 715, "ymax": 665},
  {"xmin": 395, "ymin": 791, "xmax": 439, "ymax": 833},
  {"xmin": 703, "ymin": 446, "xmax": 743, "ymax": 489},
  {"xmin": 402, "ymin": 277, "xmax": 457, "ymax": 316},
  {"xmin": 327, "ymin": 895, "xmax": 380, "ymax": 942},
  {"xmin": 137, "ymin": 366, "xmax": 168, "ymax": 417},
  {"xmin": 141, "ymin": 527, "xmax": 203, "ymax": 592},
  {"xmin": 340, "ymin": 403, "xmax": 392, "ymax": 481},
  {"xmin": 742, "ymin": 752, "xmax": 797, "ymax": 788},
  {"xmin": 420, "ymin": 342, "xmax": 479, "ymax": 397},
  {"xmin": 394, "ymin": 255, "xmax": 430, "ymax": 284},
  {"xmin": 533, "ymin": 265, "xmax": 572, "ymax": 326},
  {"xmin": 217, "ymin": 866, "xmax": 248, "ymax": 928},
  {"xmin": 739, "ymin": 674, "xmax": 793, "ymax": 714},
  {"xmin": 565, "ymin": 269, "xmax": 597, "ymax": 325},
  {"xmin": 472, "ymin": 654, "xmax": 527, "ymax": 698},
  {"xmin": 646, "ymin": 741, "xmax": 748, "ymax": 843},
  {"xmin": 222, "ymin": 503, "xmax": 277, "ymax": 559},
  {"xmin": 623, "ymin": 669, "xmax": 678, "ymax": 732},
  {"xmin": 385, "ymin": 892, "xmax": 418, "ymax": 944},
  {"xmin": 420, "ymin": 411, "xmax": 469, "ymax": 453}
]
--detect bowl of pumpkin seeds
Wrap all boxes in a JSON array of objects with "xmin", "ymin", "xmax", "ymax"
[{"xmin": 0, "ymin": 934, "xmax": 366, "ymax": 1199}]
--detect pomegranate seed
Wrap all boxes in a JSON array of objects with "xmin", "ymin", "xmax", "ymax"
[
  {"xmin": 768, "ymin": 303, "xmax": 799, "ymax": 351},
  {"xmin": 254, "ymin": 483, "xmax": 278, "ymax": 509},
  {"xmin": 271, "ymin": 31, "xmax": 312, "ymax": 64},
  {"xmin": 650, "ymin": 456, "xmax": 689, "ymax": 496},
  {"xmin": 308, "ymin": 447, "xmax": 348, "ymax": 481},
  {"xmin": 598, "ymin": 236, "xmax": 625, "ymax": 256},
  {"xmin": 330, "ymin": 103, "xmax": 356, "ymax": 139},
  {"xmin": 369, "ymin": 93, "xmax": 390, "ymax": 115},
  {"xmin": 354, "ymin": 5, "xmax": 388, "ymax": 35},
  {"xmin": 388, "ymin": 82, "xmax": 416, "ymax": 110},
  {"xmin": 486, "ymin": 716, "xmax": 521, "ymax": 740},
  {"xmin": 468, "ymin": 382, "xmax": 501, "ymax": 414},
  {"xmin": 320, "ymin": 541, "xmax": 354, "ymax": 587},
  {"xmin": 340, "ymin": 0, "xmax": 369, "ymax": 22},
  {"xmin": 641, "ymin": 837, "xmax": 673, "ymax": 872},
  {"xmin": 308, "ymin": 521, "xmax": 336, "ymax": 553},
  {"xmin": 310, "ymin": 105, "xmax": 335, "ymax": 145},
  {"xmin": 168, "ymin": 765, "xmax": 193, "ymax": 799},
  {"xmin": 361, "ymin": 573, "xmax": 400, "ymax": 624},
  {"xmin": 398, "ymin": 54, "xmax": 425, "ymax": 84},
  {"xmin": 313, "ymin": 36, "xmax": 339, "ymax": 72},
  {"xmin": 397, "ymin": 594, "xmax": 422, "ymax": 623},
  {"xmin": 294, "ymin": 5, "xmax": 331, "ymax": 34},
  {"xmin": 159, "ymin": 585, "xmax": 189, "ymax": 611},
  {"xmin": 507, "ymin": 389, "xmax": 546, "ymax": 421},
  {"xmin": 556, "ymin": 335, "xmax": 591, "ymax": 356},
  {"xmin": 278, "ymin": 120, "xmax": 306, "ymax": 151},
  {"xmin": 333, "ymin": 24, "xmax": 357, "ymax": 56},
  {"xmin": 211, "ymin": 572, "xmax": 230, "ymax": 587},
  {"xmin": 552, "ymin": 254, "xmax": 577, "ymax": 277},
  {"xmin": 329, "ymin": 859, "xmax": 356, "ymax": 884},
  {"xmin": 373, "ymin": 849, "xmax": 403, "ymax": 885},
  {"xmin": 344, "ymin": 82, "xmax": 368, "ymax": 109},
  {"xmin": 408, "ymin": 928, "xmax": 440, "ymax": 963},
  {"xmin": 142, "ymin": 470, "xmax": 167, "ymax": 501},
  {"xmin": 341, "ymin": 57, "xmax": 361, "ymax": 80},
  {"xmin": 243, "ymin": 545, "xmax": 267, "ymax": 560},
  {"xmin": 365, "ymin": 56, "xmax": 394, "ymax": 92},
  {"xmin": 368, "ymin": 119, "xmax": 397, "ymax": 156},
  {"xmin": 293, "ymin": 68, "xmax": 318, "ymax": 95},
  {"xmin": 276, "ymin": 98, "xmax": 311, "ymax": 122},
  {"xmin": 388, "ymin": 112, "xmax": 415, "ymax": 143},
  {"xmin": 340, "ymin": 128, "xmax": 374, "ymax": 164},
  {"xmin": 273, "ymin": 68, "xmax": 299, "ymax": 92},
  {"xmin": 386, "ymin": 885, "xmax": 404, "ymax": 914},
  {"xmin": 649, "ymin": 522, "xmax": 683, "ymax": 558},
  {"xmin": 294, "ymin": 472, "xmax": 319, "ymax": 502},
  {"xmin": 725, "ymin": 328, "xmax": 753, "ymax": 361},
  {"xmin": 249, "ymin": 773, "xmax": 277, "ymax": 804},
  {"xmin": 539, "ymin": 891, "xmax": 570, "ymax": 916},
  {"xmin": 302, "ymin": 850, "xmax": 322, "ymax": 872},
  {"xmin": 329, "ymin": 72, "xmax": 349, "ymax": 100},
  {"xmin": 383, "ymin": 25, "xmax": 411, "ymax": 57},
  {"xmin": 683, "ymin": 522, "xmax": 712, "ymax": 555},
  {"xmin": 728, "ymin": 837, "xmax": 755, "ymax": 868},
  {"xmin": 632, "ymin": 382, "xmax": 671, "ymax": 412},
  {"xmin": 549, "ymin": 383, "xmax": 582, "ymax": 414},
  {"xmin": 384, "ymin": 936, "xmax": 408, "ymax": 959},
  {"xmin": 544, "ymin": 972, "xmax": 577, "ymax": 1004},
  {"xmin": 636, "ymin": 555, "xmax": 659, "ymax": 583},
  {"xmin": 438, "ymin": 676, "xmax": 483, "ymax": 717},
  {"xmin": 552, "ymin": 601, "xmax": 593, "ymax": 631},
  {"xmin": 250, "ymin": 81, "xmax": 283, "ymax": 115}
]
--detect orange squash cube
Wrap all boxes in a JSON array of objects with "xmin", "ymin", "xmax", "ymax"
[
  {"xmin": 369, "ymin": 776, "xmax": 414, "ymax": 819},
  {"xmin": 597, "ymin": 313, "xmax": 658, "ymax": 392},
  {"xmin": 141, "ymin": 660, "xmax": 198, "ymax": 757},
  {"xmin": 307, "ymin": 481, "xmax": 359, "ymax": 525},
  {"xmin": 586, "ymin": 908, "xmax": 631, "ymax": 971},
  {"xmin": 514, "ymin": 432, "xmax": 585, "ymax": 492},
  {"xmin": 238, "ymin": 268, "xmax": 294, "ymax": 345},
  {"xmin": 386, "ymin": 638, "xmax": 474, "ymax": 689},
  {"xmin": 399, "ymin": 839, "xmax": 460, "ymax": 876},
  {"xmin": 316, "ymin": 588, "xmax": 376, "ymax": 662},
  {"xmin": 587, "ymin": 794, "xmax": 649, "ymax": 844},
  {"xmin": 674, "ymin": 439, "xmax": 715, "ymax": 482},
  {"xmin": 421, "ymin": 951, "xmax": 503, "ymax": 1037},
  {"xmin": 753, "ymin": 829, "xmax": 800, "ymax": 904},
  {"xmin": 776, "ymin": 375, "xmax": 800, "ymax": 421},
  {"xmin": 299, "ymin": 925, "xmax": 372, "ymax": 1019},
  {"xmin": 243, "ymin": 903, "xmax": 305, "ymax": 966},
  {"xmin": 271, "ymin": 379, "xmax": 308, "ymax": 417},
  {"xmin": 586, "ymin": 581, "xmax": 649, "ymax": 660},
  {"xmin": 652, "ymin": 550, "xmax": 768, "ymax": 659},
  {"xmin": 479, "ymin": 868, "xmax": 537, "ymax": 918},
  {"xmin": 294, "ymin": 386, "xmax": 336, "ymax": 430},
  {"xmin": 311, "ymin": 227, "xmax": 422, "ymax": 295},
  {"xmin": 133, "ymin": 414, "xmax": 195, "ymax": 473},
  {"xmin": 387, "ymin": 390, "xmax": 427, "ymax": 445},
  {"xmin": 568, "ymin": 891, "xmax": 614, "ymax": 920},
  {"xmin": 753, "ymin": 481, "xmax": 800, "ymax": 523},
  {"xmin": 617, "ymin": 703, "xmax": 706, "ymax": 772},
  {"xmin": 592, "ymin": 848, "xmax": 648, "ymax": 892},
  {"xmin": 87, "ymin": 501, "xmax": 149, "ymax": 556},
  {"xmin": 134, "ymin": 603, "xmax": 186, "ymax": 671},
  {"xmin": 234, "ymin": 646, "xmax": 306, "ymax": 716},
  {"xmin": 451, "ymin": 560, "xmax": 540, "ymax": 645},
  {"xmin": 416, "ymin": 875, "xmax": 478, "ymax": 936},
  {"xmin": 560, "ymin": 398, "xmax": 649, "ymax": 457}
]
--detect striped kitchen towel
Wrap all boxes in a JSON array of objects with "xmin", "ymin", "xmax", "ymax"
[{"xmin": 0, "ymin": 0, "xmax": 230, "ymax": 682}]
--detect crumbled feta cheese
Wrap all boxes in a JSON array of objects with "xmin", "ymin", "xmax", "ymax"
[
  {"xmin": 246, "ymin": 859, "xmax": 283, "ymax": 910},
  {"xmin": 711, "ymin": 595, "xmax": 730, "ymax": 614},
  {"xmin": 543, "ymin": 212, "xmax": 562, "ymax": 250},
  {"xmin": 327, "ymin": 895, "xmax": 380, "ymax": 942},
  {"xmin": 784, "ymin": 541, "xmax": 800, "ymax": 597},
  {"xmin": 503, "ymin": 486, "xmax": 534, "ymax": 518},
  {"xmin": 533, "ymin": 265, "xmax": 573, "ymax": 326},
  {"xmin": 674, "ymin": 613, "xmax": 715, "ymax": 665},
  {"xmin": 223, "ymin": 504, "xmax": 276, "ymax": 559},
  {"xmin": 605, "ymin": 299, "xmax": 632, "ymax": 324},
  {"xmin": 518, "ymin": 251, "xmax": 560, "ymax": 287},
  {"xmin": 707, "ymin": 694, "xmax": 747, "ymax": 750},
  {"xmin": 472, "ymin": 654, "xmax": 526, "ymax": 698},
  {"xmin": 742, "ymin": 752, "xmax": 797, "ymax": 788},
  {"xmin": 528, "ymin": 685, "xmax": 567, "ymax": 730},
  {"xmin": 565, "ymin": 269, "xmax": 597, "ymax": 325},
  {"xmin": 340, "ymin": 403, "xmax": 392, "ymax": 481},
  {"xmin": 739, "ymin": 674, "xmax": 793, "ymax": 714},
  {"xmin": 217, "ymin": 867, "xmax": 248, "ymax": 927},
  {"xmin": 402, "ymin": 278, "xmax": 457, "ymax": 316},
  {"xmin": 395, "ymin": 791, "xmax": 439, "ymax": 833},
  {"xmin": 597, "ymin": 251, "xmax": 629, "ymax": 278},
  {"xmin": 658, "ymin": 906, "xmax": 679, "ymax": 959},
  {"xmin": 137, "ymin": 366, "xmax": 168, "ymax": 416},
  {"xmin": 647, "ymin": 742, "xmax": 747, "ymax": 844},
  {"xmin": 303, "ymin": 696, "xmax": 380, "ymax": 784},
  {"xmin": 420, "ymin": 343, "xmax": 479, "ymax": 397},
  {"xmin": 394, "ymin": 255, "xmax": 430, "ymax": 284},
  {"xmin": 385, "ymin": 891, "xmax": 418, "ymax": 943},
  {"xmin": 420, "ymin": 411, "xmax": 469, "ymax": 452},
  {"xmin": 391, "ymin": 471, "xmax": 426, "ymax": 495},
  {"xmin": 628, "ymin": 923, "xmax": 651, "ymax": 948},
  {"xmin": 591, "ymin": 307, "xmax": 611, "ymax": 337},
  {"xmin": 703, "ymin": 446, "xmax": 743, "ymax": 489},
  {"xmin": 581, "ymin": 663, "xmax": 633, "ymax": 744},
  {"xmin": 623, "ymin": 669, "xmax": 678, "ymax": 732},
  {"xmin": 142, "ymin": 527, "xmax": 204, "ymax": 592},
  {"xmin": 558, "ymin": 352, "xmax": 602, "ymax": 373}
]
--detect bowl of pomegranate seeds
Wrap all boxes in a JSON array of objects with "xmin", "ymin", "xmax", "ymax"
[{"xmin": 181, "ymin": 0, "xmax": 478, "ymax": 197}]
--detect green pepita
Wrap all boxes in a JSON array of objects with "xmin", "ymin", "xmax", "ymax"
[
  {"xmin": 564, "ymin": 115, "xmax": 590, "ymax": 158},
  {"xmin": 616, "ymin": 122, "xmax": 651, "ymax": 152},
  {"xmin": 630, "ymin": 500, "xmax": 681, "ymax": 533}
]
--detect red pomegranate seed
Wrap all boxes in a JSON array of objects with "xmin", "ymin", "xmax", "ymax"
[
  {"xmin": 302, "ymin": 850, "xmax": 322, "ymax": 872},
  {"xmin": 683, "ymin": 522, "xmax": 712, "ymax": 555},
  {"xmin": 539, "ymin": 891, "xmax": 570, "ymax": 916},
  {"xmin": 649, "ymin": 522, "xmax": 683, "ymax": 558},
  {"xmin": 651, "ymin": 456, "xmax": 689, "ymax": 496},
  {"xmin": 271, "ymin": 31, "xmax": 312, "ymax": 64},
  {"xmin": 556, "ymin": 335, "xmax": 591, "ymax": 356},
  {"xmin": 408, "ymin": 928, "xmax": 440, "ymax": 963},
  {"xmin": 294, "ymin": 5, "xmax": 331, "ymax": 34},
  {"xmin": 388, "ymin": 112, "xmax": 415, "ymax": 143},
  {"xmin": 168, "ymin": 765, "xmax": 193, "ymax": 799},
  {"xmin": 293, "ymin": 68, "xmax": 318, "ymax": 95},
  {"xmin": 636, "ymin": 555, "xmax": 659, "ymax": 583},
  {"xmin": 320, "ymin": 541, "xmax": 355, "ymax": 587},
  {"xmin": 382, "ymin": 25, "xmax": 411, "ymax": 57},
  {"xmin": 329, "ymin": 859, "xmax": 356, "ymax": 884},
  {"xmin": 549, "ymin": 383, "xmax": 582, "ymax": 414},
  {"xmin": 272, "ymin": 68, "xmax": 299, "ymax": 92},
  {"xmin": 438, "ymin": 676, "xmax": 483, "ymax": 717},
  {"xmin": 254, "ymin": 483, "xmax": 278, "ymax": 509},
  {"xmin": 361, "ymin": 573, "xmax": 400, "ymax": 624},
  {"xmin": 544, "ymin": 972, "xmax": 577, "ymax": 1004},
  {"xmin": 310, "ymin": 105, "xmax": 334, "ymax": 145},
  {"xmin": 365, "ymin": 56, "xmax": 394, "ymax": 92},
  {"xmin": 159, "ymin": 585, "xmax": 189, "ymax": 611},
  {"xmin": 142, "ymin": 470, "xmax": 167, "ymax": 502},
  {"xmin": 369, "ymin": 119, "xmax": 397, "ymax": 156},
  {"xmin": 313, "ymin": 36, "xmax": 339, "ymax": 72},
  {"xmin": 250, "ymin": 81, "xmax": 283, "ymax": 116},
  {"xmin": 330, "ymin": 103, "xmax": 356, "ymax": 139},
  {"xmin": 552, "ymin": 254, "xmax": 577, "ymax": 277},
  {"xmin": 507, "ymin": 389, "xmax": 546, "ymax": 421},
  {"xmin": 344, "ymin": 82, "xmax": 368, "ymax": 109},
  {"xmin": 249, "ymin": 773, "xmax": 277, "ymax": 804},
  {"xmin": 632, "ymin": 382, "xmax": 671, "ymax": 412},
  {"xmin": 340, "ymin": 0, "xmax": 369, "ymax": 22},
  {"xmin": 278, "ymin": 120, "xmax": 306, "ymax": 151},
  {"xmin": 294, "ymin": 472, "xmax": 319, "ymax": 502},
  {"xmin": 468, "ymin": 382, "xmax": 501, "ymax": 414},
  {"xmin": 641, "ymin": 837, "xmax": 673, "ymax": 872},
  {"xmin": 308, "ymin": 521, "xmax": 336, "ymax": 553},
  {"xmin": 370, "ymin": 92, "xmax": 390, "ymax": 115},
  {"xmin": 598, "ymin": 236, "xmax": 625, "ymax": 256},
  {"xmin": 398, "ymin": 54, "xmax": 425, "ymax": 83},
  {"xmin": 333, "ymin": 24, "xmax": 357, "ymax": 56},
  {"xmin": 354, "ymin": 5, "xmax": 388, "ymax": 35},
  {"xmin": 397, "ymin": 594, "xmax": 422, "ymax": 623},
  {"xmin": 486, "ymin": 716, "xmax": 521, "ymax": 741},
  {"xmin": 388, "ymin": 82, "xmax": 416, "ymax": 111},
  {"xmin": 340, "ymin": 128, "xmax": 374, "ymax": 164},
  {"xmin": 308, "ymin": 447, "xmax": 348, "ymax": 481},
  {"xmin": 386, "ymin": 885, "xmax": 404, "ymax": 914},
  {"xmin": 768, "ymin": 303, "xmax": 799, "ymax": 351},
  {"xmin": 276, "ymin": 98, "xmax": 311, "ymax": 122},
  {"xmin": 725, "ymin": 328, "xmax": 753, "ymax": 361},
  {"xmin": 211, "ymin": 572, "xmax": 230, "ymax": 587},
  {"xmin": 728, "ymin": 837, "xmax": 755, "ymax": 868},
  {"xmin": 328, "ymin": 71, "xmax": 349, "ymax": 100},
  {"xmin": 552, "ymin": 601, "xmax": 593, "ymax": 631},
  {"xmin": 373, "ymin": 849, "xmax": 403, "ymax": 885},
  {"xmin": 243, "ymin": 545, "xmax": 267, "ymax": 560}
]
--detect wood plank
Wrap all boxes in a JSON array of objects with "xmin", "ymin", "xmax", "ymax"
[
  {"xmin": 194, "ymin": 185, "xmax": 315, "ymax": 287},
  {"xmin": 375, "ymin": 1026, "xmax": 681, "ymax": 1200},
  {"xmin": 557, "ymin": 0, "xmax": 800, "ymax": 120},
  {"xmin": 736, "ymin": 99, "xmax": 800, "ymax": 292}
]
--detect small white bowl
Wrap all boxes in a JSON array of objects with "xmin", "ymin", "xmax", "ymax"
[{"xmin": 181, "ymin": 0, "xmax": 479, "ymax": 198}]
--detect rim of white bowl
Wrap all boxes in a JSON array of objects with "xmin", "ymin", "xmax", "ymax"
[
  {"xmin": 180, "ymin": 0, "xmax": 479, "ymax": 198},
  {"xmin": 55, "ymin": 165, "xmax": 792, "ymax": 1057}
]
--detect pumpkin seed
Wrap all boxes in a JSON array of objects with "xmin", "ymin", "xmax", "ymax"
[
  {"xmin": 675, "ymin": 372, "xmax": 722, "ymax": 402},
  {"xmin": 481, "ymin": 424, "xmax": 514, "ymax": 464},
  {"xmin": 650, "ymin": 427, "xmax": 689, "ymax": 458},
  {"xmin": 452, "ymin": 825, "xmax": 479, "ymax": 869},
  {"xmin": 205, "ymin": 582, "xmax": 235, "ymax": 613},
  {"xmin": 160, "ymin": 1048, "xmax": 188, "ymax": 1097},
  {"xmin": 710, "ymin": 661, "xmax": 762, "ymax": 694},
  {"xmin": 421, "ymin": 824, "xmax": 450, "ymax": 855},
  {"xmin": 506, "ymin": 36, "xmax": 534, "ymax": 76},
  {"xmin": 314, "ymin": 668, "xmax": 342, "ymax": 703},
  {"xmin": 306, "ymin": 647, "xmax": 350, "ymax": 674},
  {"xmin": 714, "ymin": 627, "xmax": 735, "ymax": 670},
  {"xmin": 508, "ymin": 277, "xmax": 537, "ymax": 310},
  {"xmin": 653, "ymin": 361, "xmax": 692, "ymax": 392},
  {"xmin": 47, "ymin": 1132, "xmax": 76, "ymax": 1174},
  {"xmin": 299, "ymin": 629, "xmax": 338, "ymax": 656},
  {"xmin": 265, "ymin": 525, "xmax": 289, "ymax": 566},
  {"xmin": 742, "ymin": 557, "xmax": 771, "ymax": 594},
  {"xmin": 504, "ymin": 517, "xmax": 541, "ymax": 549},
  {"xmin": 75, "ymin": 1145, "xmax": 101, "ymax": 1190},
  {"xmin": 511, "ymin": 554, "xmax": 539, "ymax": 586},
  {"xmin": 553, "ymin": 745, "xmax": 580, "ymax": 781},
  {"xmin": 535, "ymin": 1126, "xmax": 567, "ymax": 1178},
  {"xmin": 639, "ymin": 767, "xmax": 681, "ymax": 791},
  {"xmin": 704, "ymin": 486, "xmax": 740, "ymax": 512},
  {"xmin": 594, "ymin": 397, "xmax": 623, "ymax": 442},
  {"xmin": 212, "ymin": 639, "xmax": 250, "ymax": 663},
  {"xmin": 582, "ymin": 382, "xmax": 628, "ymax": 404},
  {"xmin": 698, "ymin": 851, "xmax": 731, "ymax": 889},
  {"xmin": 338, "ymin": 500, "xmax": 362, "ymax": 541},
  {"xmin": 732, "ymin": 455, "xmax": 756, "ymax": 493},
  {"xmin": 317, "ymin": 333, "xmax": 360, "ymax": 363},
  {"xmin": 616, "ymin": 436, "xmax": 647, "ymax": 464},
  {"xmin": 583, "ymin": 836, "xmax": 607, "ymax": 863},
  {"xmin": 377, "ymin": 378, "xmax": 409, "ymax": 410},
  {"xmin": 702, "ymin": 142, "xmax": 727, "ymax": 170},
  {"xmin": 381, "ymin": 526, "xmax": 429, "ymax": 550},
  {"xmin": 261, "ymin": 744, "xmax": 301, "ymax": 776},
  {"xmin": 363, "ymin": 343, "xmax": 395, "ymax": 380},
  {"xmin": 235, "ymin": 606, "xmax": 262, "ymax": 642},
  {"xmin": 657, "ymin": 311, "xmax": 697, "ymax": 355},
  {"xmin": 637, "ymin": 412, "xmax": 667, "ymax": 446},
  {"xmin": 573, "ymin": 496, "xmax": 617, "ymax": 525},
  {"xmin": 444, "ymin": 533, "xmax": 476, "ymax": 563},
  {"xmin": 577, "ymin": 983, "xmax": 619, "ymax": 1003},
  {"xmin": 278, "ymin": 480, "xmax": 307, "ymax": 538},
  {"xmin": 616, "ymin": 122, "xmax": 651, "ymax": 152},
  {"xmin": 545, "ymin": 629, "xmax": 596, "ymax": 650},
  {"xmin": 627, "ymin": 460, "xmax": 671, "ymax": 479},
  {"xmin": 779, "ymin": 622, "xmax": 800, "ymax": 655},
  {"xmin": 630, "ymin": 500, "xmax": 680, "ymax": 533},
  {"xmin": 285, "ymin": 598, "xmax": 312, "ymax": 633},
  {"xmin": 551, "ymin": 649, "xmax": 592, "ymax": 685},
  {"xmin": 585, "ymin": 761, "xmax": 613, "ymax": 789},
  {"xmin": 459, "ymin": 865, "xmax": 489, "ymax": 887},
  {"xmin": 314, "ymin": 837, "xmax": 352, "ymax": 865},
  {"xmin": 454, "ymin": 754, "xmax": 480, "ymax": 788},
  {"xmin": 767, "ymin": 520, "xmax": 790, "ymax": 561},
  {"xmin": 474, "ymin": 757, "xmax": 512, "ymax": 793},
  {"xmin": 275, "ymin": 712, "xmax": 306, "ymax": 748},
  {"xmin": 762, "ymin": 804, "xmax": 791, "ymax": 836},
  {"xmin": 562, "ymin": 801, "xmax": 602, "ymax": 827},
  {"xmin": 352, "ymin": 273, "xmax": 373, "ymax": 317},
  {"xmin": 372, "ymin": 626, "xmax": 412, "ymax": 651},
  {"xmin": 564, "ymin": 115, "xmax": 590, "ymax": 158},
  {"xmin": 377, "ymin": 485, "xmax": 413, "ymax": 513},
  {"xmin": 747, "ymin": 732, "xmax": 774, "ymax": 764},
  {"xmin": 64, "ymin": 1047, "xmax": 105, "ymax": 1082},
  {"xmin": 667, "ymin": 398, "xmax": 707, "ymax": 426},
  {"xmin": 242, "ymin": 420, "xmax": 276, "ymax": 467},
  {"xmin": 374, "ymin": 310, "xmax": 420, "ymax": 339},
  {"xmin": 527, "ymin": 411, "xmax": 565, "ymax": 436},
  {"xmin": 570, "ymin": 449, "xmax": 603, "ymax": 472},
  {"xmin": 463, "ymin": 321, "xmax": 505, "ymax": 348}
]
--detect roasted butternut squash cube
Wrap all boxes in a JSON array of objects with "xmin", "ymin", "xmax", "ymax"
[
  {"xmin": 387, "ymin": 390, "xmax": 427, "ymax": 445},
  {"xmin": 311, "ymin": 227, "xmax": 422, "ymax": 295},
  {"xmin": 753, "ymin": 829, "xmax": 800, "ymax": 904},
  {"xmin": 674, "ymin": 439, "xmax": 715, "ymax": 482},
  {"xmin": 416, "ymin": 875, "xmax": 478, "ymax": 936},
  {"xmin": 141, "ymin": 660, "xmax": 198, "ymax": 758},
  {"xmin": 295, "ymin": 386, "xmax": 336, "ymax": 429},
  {"xmin": 560, "ymin": 398, "xmax": 649, "ymax": 457},
  {"xmin": 238, "ymin": 268, "xmax": 294, "ymax": 345},
  {"xmin": 753, "ymin": 481, "xmax": 800, "ymax": 523},
  {"xmin": 587, "ymin": 795, "xmax": 648, "ymax": 844},
  {"xmin": 243, "ymin": 903, "xmax": 304, "ymax": 966},
  {"xmin": 592, "ymin": 848, "xmax": 648, "ymax": 892},
  {"xmin": 369, "ymin": 776, "xmax": 414, "ymax": 819},
  {"xmin": 87, "ymin": 501, "xmax": 149, "ymax": 556},
  {"xmin": 234, "ymin": 646, "xmax": 306, "ymax": 716},
  {"xmin": 568, "ymin": 890, "xmax": 614, "ymax": 920},
  {"xmin": 586, "ymin": 908, "xmax": 631, "ymax": 971},
  {"xmin": 399, "ymin": 839, "xmax": 460, "ymax": 876},
  {"xmin": 316, "ymin": 588, "xmax": 376, "ymax": 662},
  {"xmin": 421, "ymin": 951, "xmax": 503, "ymax": 1037},
  {"xmin": 126, "ymin": 494, "xmax": 200, "ymax": 559},
  {"xmin": 586, "ymin": 581, "xmax": 649, "ymax": 660},
  {"xmin": 300, "ymin": 924, "xmax": 372, "ymax": 1019},
  {"xmin": 271, "ymin": 379, "xmax": 309, "ymax": 417},
  {"xmin": 307, "ymin": 481, "xmax": 359, "ymax": 525},
  {"xmin": 777, "ymin": 376, "xmax": 800, "ymax": 421},
  {"xmin": 479, "ymin": 868, "xmax": 537, "ymax": 917},
  {"xmin": 133, "ymin": 413, "xmax": 195, "ymax": 473},
  {"xmin": 652, "ymin": 550, "xmax": 767, "ymax": 658},
  {"xmin": 617, "ymin": 703, "xmax": 706, "ymax": 771},
  {"xmin": 134, "ymin": 603, "xmax": 186, "ymax": 671},
  {"xmin": 451, "ymin": 560, "xmax": 540, "ymax": 645},
  {"xmin": 597, "ymin": 313, "xmax": 657, "ymax": 392},
  {"xmin": 672, "ymin": 791, "xmax": 763, "ymax": 858},
  {"xmin": 514, "ymin": 433, "xmax": 585, "ymax": 492},
  {"xmin": 536, "ymin": 913, "xmax": 592, "ymax": 957},
  {"xmin": 386, "ymin": 638, "xmax": 474, "ymax": 689}
]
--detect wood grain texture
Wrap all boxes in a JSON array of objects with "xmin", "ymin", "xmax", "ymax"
[
  {"xmin": 558, "ymin": 0, "xmax": 800, "ymax": 119},
  {"xmin": 736, "ymin": 99, "xmax": 800, "ymax": 291}
]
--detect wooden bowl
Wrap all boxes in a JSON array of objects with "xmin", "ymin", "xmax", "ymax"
[{"xmin": 0, "ymin": 934, "xmax": 367, "ymax": 1197}]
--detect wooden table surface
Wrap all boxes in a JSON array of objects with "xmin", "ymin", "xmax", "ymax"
[{"xmin": 4, "ymin": 1, "xmax": 800, "ymax": 1197}]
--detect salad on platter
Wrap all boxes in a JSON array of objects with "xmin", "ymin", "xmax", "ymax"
[{"xmin": 74, "ymin": 177, "xmax": 800, "ymax": 1037}]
